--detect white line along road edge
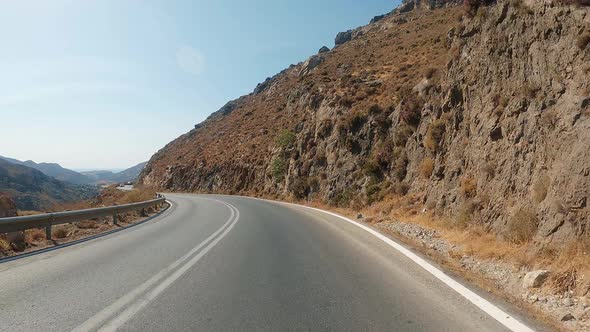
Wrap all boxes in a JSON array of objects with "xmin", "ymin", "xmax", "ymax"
[
  {"xmin": 73, "ymin": 198, "xmax": 240, "ymax": 332},
  {"xmin": 245, "ymin": 196, "xmax": 536, "ymax": 332}
]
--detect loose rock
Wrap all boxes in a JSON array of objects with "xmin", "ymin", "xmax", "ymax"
[{"xmin": 523, "ymin": 270, "xmax": 550, "ymax": 288}]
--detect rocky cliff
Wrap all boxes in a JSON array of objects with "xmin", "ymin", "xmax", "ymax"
[{"xmin": 140, "ymin": 0, "xmax": 590, "ymax": 247}]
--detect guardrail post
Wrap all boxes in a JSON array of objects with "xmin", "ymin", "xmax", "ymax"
[
  {"xmin": 113, "ymin": 211, "xmax": 118, "ymax": 226},
  {"xmin": 45, "ymin": 225, "xmax": 52, "ymax": 240}
]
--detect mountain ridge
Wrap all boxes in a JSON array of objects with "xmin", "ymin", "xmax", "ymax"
[
  {"xmin": 0, "ymin": 156, "xmax": 147, "ymax": 185},
  {"xmin": 0, "ymin": 159, "xmax": 98, "ymax": 211}
]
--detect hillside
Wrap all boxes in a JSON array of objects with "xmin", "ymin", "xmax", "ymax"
[
  {"xmin": 0, "ymin": 159, "xmax": 98, "ymax": 211},
  {"xmin": 0, "ymin": 156, "xmax": 93, "ymax": 185},
  {"xmin": 81, "ymin": 162, "xmax": 147, "ymax": 184},
  {"xmin": 140, "ymin": 0, "xmax": 590, "ymax": 249}
]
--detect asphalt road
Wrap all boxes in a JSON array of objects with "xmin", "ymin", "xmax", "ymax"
[{"xmin": 0, "ymin": 194, "xmax": 538, "ymax": 331}]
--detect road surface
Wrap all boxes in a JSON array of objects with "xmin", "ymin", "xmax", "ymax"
[{"xmin": 0, "ymin": 194, "xmax": 539, "ymax": 331}]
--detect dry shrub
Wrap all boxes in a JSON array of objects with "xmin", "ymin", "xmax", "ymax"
[
  {"xmin": 423, "ymin": 67, "xmax": 437, "ymax": 79},
  {"xmin": 399, "ymin": 94, "xmax": 423, "ymax": 126},
  {"xmin": 77, "ymin": 220, "xmax": 99, "ymax": 229},
  {"xmin": 393, "ymin": 182, "xmax": 410, "ymax": 196},
  {"xmin": 392, "ymin": 148, "xmax": 408, "ymax": 181},
  {"xmin": 344, "ymin": 111, "xmax": 368, "ymax": 133},
  {"xmin": 25, "ymin": 228, "xmax": 46, "ymax": 242},
  {"xmin": 0, "ymin": 237, "xmax": 11, "ymax": 252},
  {"xmin": 454, "ymin": 199, "xmax": 482, "ymax": 229},
  {"xmin": 53, "ymin": 226, "xmax": 70, "ymax": 239},
  {"xmin": 459, "ymin": 176, "xmax": 477, "ymax": 198},
  {"xmin": 481, "ymin": 162, "xmax": 495, "ymax": 178},
  {"xmin": 505, "ymin": 208, "xmax": 538, "ymax": 244},
  {"xmin": 419, "ymin": 158, "xmax": 435, "ymax": 179},
  {"xmin": 424, "ymin": 119, "xmax": 447, "ymax": 153},
  {"xmin": 539, "ymin": 108, "xmax": 559, "ymax": 130},
  {"xmin": 544, "ymin": 241, "xmax": 590, "ymax": 294},
  {"xmin": 552, "ymin": 268, "xmax": 578, "ymax": 294},
  {"xmin": 393, "ymin": 125, "xmax": 414, "ymax": 147},
  {"xmin": 532, "ymin": 175, "xmax": 551, "ymax": 203}
]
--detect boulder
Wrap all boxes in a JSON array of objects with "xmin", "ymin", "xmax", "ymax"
[
  {"xmin": 318, "ymin": 46, "xmax": 330, "ymax": 54},
  {"xmin": 522, "ymin": 270, "xmax": 550, "ymax": 288},
  {"xmin": 335, "ymin": 30, "xmax": 353, "ymax": 46}
]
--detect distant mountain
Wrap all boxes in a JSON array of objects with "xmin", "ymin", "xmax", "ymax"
[
  {"xmin": 80, "ymin": 162, "xmax": 147, "ymax": 184},
  {"xmin": 0, "ymin": 156, "xmax": 147, "ymax": 186},
  {"xmin": 0, "ymin": 156, "xmax": 93, "ymax": 185},
  {"xmin": 0, "ymin": 159, "xmax": 98, "ymax": 211}
]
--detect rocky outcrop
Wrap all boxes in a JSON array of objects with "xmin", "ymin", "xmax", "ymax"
[
  {"xmin": 334, "ymin": 30, "xmax": 353, "ymax": 46},
  {"xmin": 0, "ymin": 195, "xmax": 17, "ymax": 218},
  {"xmin": 300, "ymin": 55, "xmax": 324, "ymax": 76},
  {"xmin": 318, "ymin": 46, "xmax": 330, "ymax": 54},
  {"xmin": 140, "ymin": 1, "xmax": 590, "ymax": 248}
]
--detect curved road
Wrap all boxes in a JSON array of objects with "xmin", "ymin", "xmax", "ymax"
[{"xmin": 0, "ymin": 194, "xmax": 539, "ymax": 331}]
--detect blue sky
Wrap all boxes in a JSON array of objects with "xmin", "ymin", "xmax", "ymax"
[{"xmin": 0, "ymin": 0, "xmax": 398, "ymax": 170}]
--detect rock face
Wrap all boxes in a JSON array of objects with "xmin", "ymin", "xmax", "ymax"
[
  {"xmin": 523, "ymin": 270, "xmax": 550, "ymax": 288},
  {"xmin": 318, "ymin": 46, "xmax": 330, "ymax": 54},
  {"xmin": 140, "ymin": 1, "xmax": 590, "ymax": 247}
]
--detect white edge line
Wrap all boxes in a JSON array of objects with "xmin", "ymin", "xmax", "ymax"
[
  {"xmin": 227, "ymin": 195, "xmax": 536, "ymax": 332},
  {"xmin": 72, "ymin": 198, "xmax": 238, "ymax": 332}
]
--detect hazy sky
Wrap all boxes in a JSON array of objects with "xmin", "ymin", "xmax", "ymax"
[{"xmin": 0, "ymin": 0, "xmax": 397, "ymax": 170}]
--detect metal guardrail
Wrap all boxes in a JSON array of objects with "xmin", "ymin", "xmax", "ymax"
[{"xmin": 0, "ymin": 197, "xmax": 167, "ymax": 240}]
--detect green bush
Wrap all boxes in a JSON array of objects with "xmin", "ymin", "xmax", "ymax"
[
  {"xmin": 276, "ymin": 130, "xmax": 296, "ymax": 149},
  {"xmin": 362, "ymin": 158, "xmax": 381, "ymax": 179},
  {"xmin": 271, "ymin": 157, "xmax": 286, "ymax": 180},
  {"xmin": 345, "ymin": 112, "xmax": 368, "ymax": 133}
]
